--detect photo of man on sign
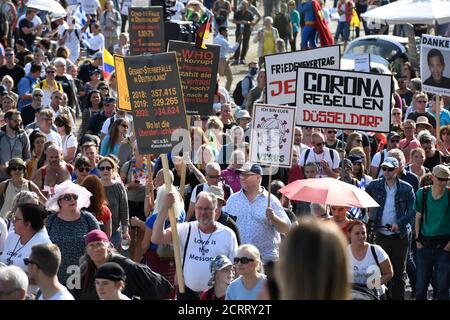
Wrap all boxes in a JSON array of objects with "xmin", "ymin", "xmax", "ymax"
[{"xmin": 423, "ymin": 49, "xmax": 450, "ymax": 89}]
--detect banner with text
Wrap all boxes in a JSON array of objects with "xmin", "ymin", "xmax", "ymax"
[
  {"xmin": 123, "ymin": 52, "xmax": 188, "ymax": 155},
  {"xmin": 249, "ymin": 104, "xmax": 296, "ymax": 168},
  {"xmin": 129, "ymin": 6, "xmax": 165, "ymax": 55},
  {"xmin": 168, "ymin": 40, "xmax": 220, "ymax": 116},
  {"xmin": 265, "ymin": 46, "xmax": 340, "ymax": 105},
  {"xmin": 295, "ymin": 68, "xmax": 392, "ymax": 132},
  {"xmin": 421, "ymin": 34, "xmax": 450, "ymax": 96}
]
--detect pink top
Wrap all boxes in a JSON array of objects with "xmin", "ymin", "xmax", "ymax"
[{"xmin": 221, "ymin": 168, "xmax": 241, "ymax": 193}]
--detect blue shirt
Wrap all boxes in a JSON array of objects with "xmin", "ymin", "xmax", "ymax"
[
  {"xmin": 18, "ymin": 75, "xmax": 37, "ymax": 110},
  {"xmin": 381, "ymin": 181, "xmax": 398, "ymax": 235},
  {"xmin": 145, "ymin": 209, "xmax": 186, "ymax": 251},
  {"xmin": 225, "ymin": 276, "xmax": 267, "ymax": 300},
  {"xmin": 225, "ymin": 188, "xmax": 291, "ymax": 262},
  {"xmin": 426, "ymin": 108, "xmax": 450, "ymax": 126},
  {"xmin": 100, "ymin": 135, "xmax": 121, "ymax": 157}
]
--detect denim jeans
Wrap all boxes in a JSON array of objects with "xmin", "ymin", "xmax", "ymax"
[
  {"xmin": 334, "ymin": 21, "xmax": 350, "ymax": 42},
  {"xmin": 416, "ymin": 247, "xmax": 450, "ymax": 300},
  {"xmin": 406, "ymin": 232, "xmax": 417, "ymax": 293}
]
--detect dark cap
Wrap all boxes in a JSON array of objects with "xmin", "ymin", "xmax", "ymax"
[
  {"xmin": 236, "ymin": 162, "xmax": 263, "ymax": 175},
  {"xmin": 387, "ymin": 131, "xmax": 400, "ymax": 141},
  {"xmin": 103, "ymin": 96, "xmax": 116, "ymax": 104},
  {"xmin": 85, "ymin": 229, "xmax": 109, "ymax": 245},
  {"xmin": 347, "ymin": 154, "xmax": 363, "ymax": 164},
  {"xmin": 95, "ymin": 262, "xmax": 126, "ymax": 282},
  {"xmin": 90, "ymin": 68, "xmax": 101, "ymax": 76}
]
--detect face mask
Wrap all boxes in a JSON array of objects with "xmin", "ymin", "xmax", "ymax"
[{"xmin": 249, "ymin": 67, "xmax": 258, "ymax": 76}]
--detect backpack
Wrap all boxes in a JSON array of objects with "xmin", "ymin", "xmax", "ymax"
[
  {"xmin": 233, "ymin": 75, "xmax": 253, "ymax": 107},
  {"xmin": 303, "ymin": 148, "xmax": 335, "ymax": 165},
  {"xmin": 375, "ymin": 150, "xmax": 386, "ymax": 178}
]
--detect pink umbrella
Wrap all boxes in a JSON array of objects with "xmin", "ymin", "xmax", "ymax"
[{"xmin": 278, "ymin": 178, "xmax": 379, "ymax": 208}]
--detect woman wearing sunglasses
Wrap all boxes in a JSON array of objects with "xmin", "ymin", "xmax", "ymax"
[
  {"xmin": 98, "ymin": 157, "xmax": 130, "ymax": 248},
  {"xmin": 0, "ymin": 158, "xmax": 46, "ymax": 218},
  {"xmin": 45, "ymin": 180, "xmax": 100, "ymax": 285},
  {"xmin": 225, "ymin": 244, "xmax": 266, "ymax": 300},
  {"xmin": 100, "ymin": 118, "xmax": 129, "ymax": 158}
]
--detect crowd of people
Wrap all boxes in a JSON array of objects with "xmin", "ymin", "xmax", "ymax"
[{"xmin": 0, "ymin": 0, "xmax": 449, "ymax": 302}]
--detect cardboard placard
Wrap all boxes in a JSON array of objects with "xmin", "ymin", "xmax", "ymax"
[
  {"xmin": 295, "ymin": 68, "xmax": 392, "ymax": 133},
  {"xmin": 114, "ymin": 55, "xmax": 132, "ymax": 112},
  {"xmin": 354, "ymin": 53, "xmax": 371, "ymax": 72},
  {"xmin": 123, "ymin": 52, "xmax": 188, "ymax": 155},
  {"xmin": 167, "ymin": 40, "xmax": 220, "ymax": 116},
  {"xmin": 129, "ymin": 6, "xmax": 165, "ymax": 55},
  {"xmin": 421, "ymin": 34, "xmax": 450, "ymax": 96},
  {"xmin": 264, "ymin": 46, "xmax": 341, "ymax": 105},
  {"xmin": 249, "ymin": 103, "xmax": 296, "ymax": 168}
]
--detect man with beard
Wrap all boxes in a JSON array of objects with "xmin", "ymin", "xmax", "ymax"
[
  {"xmin": 0, "ymin": 110, "xmax": 30, "ymax": 182},
  {"xmin": 32, "ymin": 144, "xmax": 72, "ymax": 193}
]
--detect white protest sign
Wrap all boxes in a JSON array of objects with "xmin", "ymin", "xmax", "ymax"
[
  {"xmin": 249, "ymin": 104, "xmax": 296, "ymax": 168},
  {"xmin": 421, "ymin": 34, "xmax": 450, "ymax": 96},
  {"xmin": 354, "ymin": 53, "xmax": 371, "ymax": 72},
  {"xmin": 264, "ymin": 46, "xmax": 340, "ymax": 105},
  {"xmin": 295, "ymin": 68, "xmax": 392, "ymax": 132}
]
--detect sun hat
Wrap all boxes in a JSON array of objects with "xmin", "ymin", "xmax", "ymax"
[{"xmin": 45, "ymin": 180, "xmax": 92, "ymax": 212}]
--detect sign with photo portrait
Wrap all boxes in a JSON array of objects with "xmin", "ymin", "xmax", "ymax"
[{"xmin": 421, "ymin": 34, "xmax": 450, "ymax": 96}]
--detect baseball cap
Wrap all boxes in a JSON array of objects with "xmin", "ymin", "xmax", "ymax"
[
  {"xmin": 432, "ymin": 164, "xmax": 450, "ymax": 180},
  {"xmin": 236, "ymin": 162, "xmax": 263, "ymax": 175},
  {"xmin": 387, "ymin": 132, "xmax": 400, "ymax": 142},
  {"xmin": 381, "ymin": 157, "xmax": 399, "ymax": 169},
  {"xmin": 208, "ymin": 185, "xmax": 225, "ymax": 201},
  {"xmin": 347, "ymin": 154, "xmax": 363, "ymax": 164},
  {"xmin": 103, "ymin": 96, "xmax": 117, "ymax": 104},
  {"xmin": 90, "ymin": 69, "xmax": 102, "ymax": 76},
  {"xmin": 92, "ymin": 52, "xmax": 103, "ymax": 60}
]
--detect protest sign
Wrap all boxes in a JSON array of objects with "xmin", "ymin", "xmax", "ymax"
[
  {"xmin": 421, "ymin": 34, "xmax": 450, "ymax": 96},
  {"xmin": 168, "ymin": 40, "xmax": 220, "ymax": 116},
  {"xmin": 295, "ymin": 68, "xmax": 392, "ymax": 132},
  {"xmin": 114, "ymin": 55, "xmax": 132, "ymax": 112},
  {"xmin": 249, "ymin": 103, "xmax": 296, "ymax": 168},
  {"xmin": 123, "ymin": 52, "xmax": 188, "ymax": 155},
  {"xmin": 265, "ymin": 46, "xmax": 340, "ymax": 105},
  {"xmin": 354, "ymin": 53, "xmax": 371, "ymax": 72},
  {"xmin": 129, "ymin": 6, "xmax": 165, "ymax": 55}
]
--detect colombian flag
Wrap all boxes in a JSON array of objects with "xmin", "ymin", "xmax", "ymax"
[{"xmin": 103, "ymin": 49, "xmax": 115, "ymax": 80}]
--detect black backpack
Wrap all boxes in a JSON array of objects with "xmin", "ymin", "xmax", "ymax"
[{"xmin": 233, "ymin": 75, "xmax": 253, "ymax": 106}]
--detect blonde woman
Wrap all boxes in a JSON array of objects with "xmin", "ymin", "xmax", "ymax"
[
  {"xmin": 276, "ymin": 219, "xmax": 351, "ymax": 300},
  {"xmin": 225, "ymin": 244, "xmax": 266, "ymax": 300}
]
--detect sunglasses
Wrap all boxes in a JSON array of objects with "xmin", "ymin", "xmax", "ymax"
[
  {"xmin": 99, "ymin": 87, "xmax": 109, "ymax": 90},
  {"xmin": 207, "ymin": 175, "xmax": 220, "ymax": 179},
  {"xmin": 234, "ymin": 257, "xmax": 255, "ymax": 264},
  {"xmin": 23, "ymin": 258, "xmax": 40, "ymax": 268},
  {"xmin": 34, "ymin": 94, "xmax": 43, "ymax": 97},
  {"xmin": 46, "ymin": 70, "xmax": 56, "ymax": 74},
  {"xmin": 61, "ymin": 194, "xmax": 78, "ymax": 201},
  {"xmin": 77, "ymin": 167, "xmax": 91, "ymax": 173},
  {"xmin": 381, "ymin": 166, "xmax": 395, "ymax": 172},
  {"xmin": 417, "ymin": 100, "xmax": 427, "ymax": 104},
  {"xmin": 315, "ymin": 142, "xmax": 325, "ymax": 147},
  {"xmin": 327, "ymin": 130, "xmax": 337, "ymax": 134},
  {"xmin": 99, "ymin": 166, "xmax": 112, "ymax": 171},
  {"xmin": 10, "ymin": 166, "xmax": 24, "ymax": 171},
  {"xmin": 390, "ymin": 139, "xmax": 400, "ymax": 143}
]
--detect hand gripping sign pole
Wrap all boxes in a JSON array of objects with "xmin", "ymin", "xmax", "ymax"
[{"xmin": 161, "ymin": 153, "xmax": 185, "ymax": 293}]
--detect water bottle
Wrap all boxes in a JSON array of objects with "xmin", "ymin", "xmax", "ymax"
[{"xmin": 120, "ymin": 238, "xmax": 130, "ymax": 251}]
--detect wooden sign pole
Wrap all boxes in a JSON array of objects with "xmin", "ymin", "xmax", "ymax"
[
  {"xmin": 267, "ymin": 166, "xmax": 273, "ymax": 208},
  {"xmin": 436, "ymin": 95, "xmax": 441, "ymax": 139},
  {"xmin": 161, "ymin": 153, "xmax": 185, "ymax": 293}
]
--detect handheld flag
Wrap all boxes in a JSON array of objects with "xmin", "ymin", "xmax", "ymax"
[
  {"xmin": 103, "ymin": 49, "xmax": 115, "ymax": 80},
  {"xmin": 195, "ymin": 12, "xmax": 212, "ymax": 49}
]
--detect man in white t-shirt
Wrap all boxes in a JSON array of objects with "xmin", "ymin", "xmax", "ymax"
[
  {"xmin": 299, "ymin": 132, "xmax": 340, "ymax": 178},
  {"xmin": 152, "ymin": 191, "xmax": 238, "ymax": 299},
  {"xmin": 370, "ymin": 132, "xmax": 401, "ymax": 179},
  {"xmin": 26, "ymin": 243, "xmax": 74, "ymax": 300},
  {"xmin": 80, "ymin": 0, "xmax": 102, "ymax": 19},
  {"xmin": 87, "ymin": 22, "xmax": 105, "ymax": 54}
]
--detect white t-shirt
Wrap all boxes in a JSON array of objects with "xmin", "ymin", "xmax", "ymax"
[
  {"xmin": 41, "ymin": 130, "xmax": 62, "ymax": 148},
  {"xmin": 370, "ymin": 149, "xmax": 389, "ymax": 178},
  {"xmin": 189, "ymin": 183, "xmax": 233, "ymax": 204},
  {"xmin": 38, "ymin": 286, "xmax": 75, "ymax": 300},
  {"xmin": 348, "ymin": 244, "xmax": 389, "ymax": 295},
  {"xmin": 177, "ymin": 221, "xmax": 238, "ymax": 292},
  {"xmin": 88, "ymin": 33, "xmax": 105, "ymax": 51},
  {"xmin": 0, "ymin": 228, "xmax": 51, "ymax": 271},
  {"xmin": 101, "ymin": 115, "xmax": 133, "ymax": 136},
  {"xmin": 0, "ymin": 218, "xmax": 7, "ymax": 256},
  {"xmin": 80, "ymin": 0, "xmax": 101, "ymax": 15},
  {"xmin": 16, "ymin": 14, "xmax": 42, "ymax": 28},
  {"xmin": 62, "ymin": 133, "xmax": 78, "ymax": 159},
  {"xmin": 339, "ymin": 3, "xmax": 347, "ymax": 22},
  {"xmin": 299, "ymin": 147, "xmax": 340, "ymax": 178},
  {"xmin": 170, "ymin": 2, "xmax": 185, "ymax": 21},
  {"xmin": 58, "ymin": 27, "xmax": 82, "ymax": 63},
  {"xmin": 121, "ymin": 0, "xmax": 133, "ymax": 16}
]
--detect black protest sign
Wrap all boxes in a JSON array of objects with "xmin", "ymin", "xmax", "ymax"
[
  {"xmin": 129, "ymin": 6, "xmax": 165, "ymax": 55},
  {"xmin": 168, "ymin": 40, "xmax": 220, "ymax": 116},
  {"xmin": 123, "ymin": 52, "xmax": 188, "ymax": 155}
]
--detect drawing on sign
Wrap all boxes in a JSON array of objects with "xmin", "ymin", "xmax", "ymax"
[{"xmin": 256, "ymin": 114, "xmax": 290, "ymax": 151}]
